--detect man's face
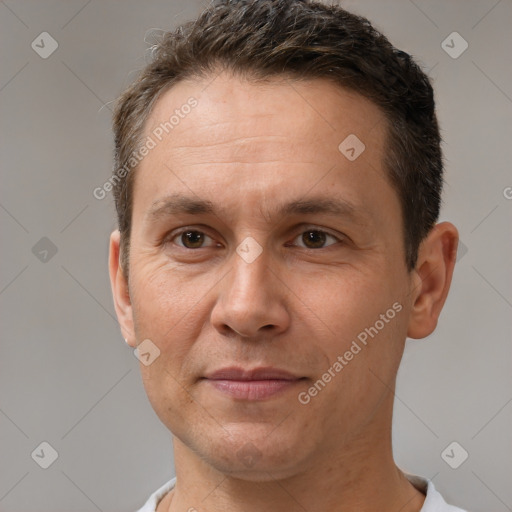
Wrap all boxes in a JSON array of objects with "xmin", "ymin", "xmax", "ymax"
[{"xmin": 120, "ymin": 72, "xmax": 417, "ymax": 479}]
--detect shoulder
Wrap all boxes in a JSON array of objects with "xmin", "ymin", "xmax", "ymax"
[
  {"xmin": 135, "ymin": 477, "xmax": 176, "ymax": 512},
  {"xmin": 405, "ymin": 473, "xmax": 468, "ymax": 512}
]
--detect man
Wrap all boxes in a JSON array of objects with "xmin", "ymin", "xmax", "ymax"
[{"xmin": 108, "ymin": 1, "xmax": 466, "ymax": 510}]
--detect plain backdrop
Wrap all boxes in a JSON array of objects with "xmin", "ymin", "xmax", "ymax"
[{"xmin": 1, "ymin": 1, "xmax": 511, "ymax": 511}]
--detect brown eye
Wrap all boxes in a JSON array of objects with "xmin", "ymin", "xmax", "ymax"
[
  {"xmin": 172, "ymin": 230, "xmax": 216, "ymax": 249},
  {"xmin": 294, "ymin": 229, "xmax": 340, "ymax": 249}
]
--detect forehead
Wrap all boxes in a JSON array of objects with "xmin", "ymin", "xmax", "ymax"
[
  {"xmin": 143, "ymin": 72, "xmax": 387, "ymax": 156},
  {"xmin": 132, "ymin": 71, "xmax": 397, "ymax": 230}
]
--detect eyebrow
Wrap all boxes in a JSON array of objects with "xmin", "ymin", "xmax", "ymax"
[{"xmin": 146, "ymin": 193, "xmax": 370, "ymax": 226}]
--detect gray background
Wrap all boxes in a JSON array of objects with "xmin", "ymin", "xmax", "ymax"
[{"xmin": 1, "ymin": 0, "xmax": 511, "ymax": 511}]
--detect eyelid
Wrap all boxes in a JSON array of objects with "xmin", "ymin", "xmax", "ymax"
[{"xmin": 293, "ymin": 224, "xmax": 344, "ymax": 239}]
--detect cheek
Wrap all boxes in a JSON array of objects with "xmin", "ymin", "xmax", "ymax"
[
  {"xmin": 140, "ymin": 363, "xmax": 198, "ymax": 436},
  {"xmin": 295, "ymin": 268, "xmax": 394, "ymax": 341},
  {"xmin": 129, "ymin": 261, "xmax": 203, "ymax": 386},
  {"xmin": 299, "ymin": 319, "xmax": 405, "ymax": 442},
  {"xmin": 129, "ymin": 264, "xmax": 202, "ymax": 425},
  {"xmin": 130, "ymin": 258, "xmax": 203, "ymax": 336},
  {"xmin": 297, "ymin": 270, "xmax": 407, "ymax": 407},
  {"xmin": 323, "ymin": 287, "xmax": 407, "ymax": 378}
]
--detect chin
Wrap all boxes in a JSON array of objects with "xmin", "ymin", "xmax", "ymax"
[
  {"xmin": 210, "ymin": 452, "xmax": 307, "ymax": 482},
  {"xmin": 195, "ymin": 429, "xmax": 313, "ymax": 481}
]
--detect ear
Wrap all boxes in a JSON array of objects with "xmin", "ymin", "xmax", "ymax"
[
  {"xmin": 108, "ymin": 230, "xmax": 136, "ymax": 347},
  {"xmin": 407, "ymin": 222, "xmax": 459, "ymax": 339}
]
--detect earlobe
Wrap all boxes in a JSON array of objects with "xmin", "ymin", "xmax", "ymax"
[
  {"xmin": 406, "ymin": 222, "xmax": 459, "ymax": 339},
  {"xmin": 108, "ymin": 230, "xmax": 136, "ymax": 347}
]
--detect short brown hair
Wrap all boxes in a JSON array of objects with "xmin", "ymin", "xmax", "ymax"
[{"xmin": 112, "ymin": 0, "xmax": 443, "ymax": 277}]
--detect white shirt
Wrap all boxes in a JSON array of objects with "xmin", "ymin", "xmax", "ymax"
[{"xmin": 135, "ymin": 473, "xmax": 467, "ymax": 512}]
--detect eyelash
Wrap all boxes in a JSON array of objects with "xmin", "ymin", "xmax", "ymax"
[{"xmin": 164, "ymin": 226, "xmax": 345, "ymax": 251}]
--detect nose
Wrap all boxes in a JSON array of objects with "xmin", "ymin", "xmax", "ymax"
[{"xmin": 210, "ymin": 244, "xmax": 290, "ymax": 339}]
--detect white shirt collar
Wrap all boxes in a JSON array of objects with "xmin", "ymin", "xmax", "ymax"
[{"xmin": 136, "ymin": 473, "xmax": 467, "ymax": 512}]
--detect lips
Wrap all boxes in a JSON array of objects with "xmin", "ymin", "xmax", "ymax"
[
  {"xmin": 204, "ymin": 366, "xmax": 300, "ymax": 381},
  {"xmin": 202, "ymin": 366, "xmax": 304, "ymax": 400}
]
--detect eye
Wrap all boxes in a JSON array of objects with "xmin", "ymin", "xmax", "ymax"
[
  {"xmin": 290, "ymin": 228, "xmax": 342, "ymax": 249},
  {"xmin": 166, "ymin": 227, "xmax": 344, "ymax": 251},
  {"xmin": 170, "ymin": 229, "xmax": 217, "ymax": 249}
]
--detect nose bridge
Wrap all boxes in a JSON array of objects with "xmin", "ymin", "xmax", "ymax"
[
  {"xmin": 211, "ymin": 237, "xmax": 288, "ymax": 338},
  {"xmin": 229, "ymin": 238, "xmax": 272, "ymax": 304}
]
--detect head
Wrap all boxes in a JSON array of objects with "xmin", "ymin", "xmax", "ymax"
[{"xmin": 109, "ymin": 0, "xmax": 458, "ymax": 480}]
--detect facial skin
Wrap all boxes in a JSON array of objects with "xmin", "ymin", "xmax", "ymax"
[{"xmin": 109, "ymin": 71, "xmax": 458, "ymax": 512}]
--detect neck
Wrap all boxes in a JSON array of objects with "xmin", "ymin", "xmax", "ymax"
[{"xmin": 162, "ymin": 400, "xmax": 425, "ymax": 512}]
